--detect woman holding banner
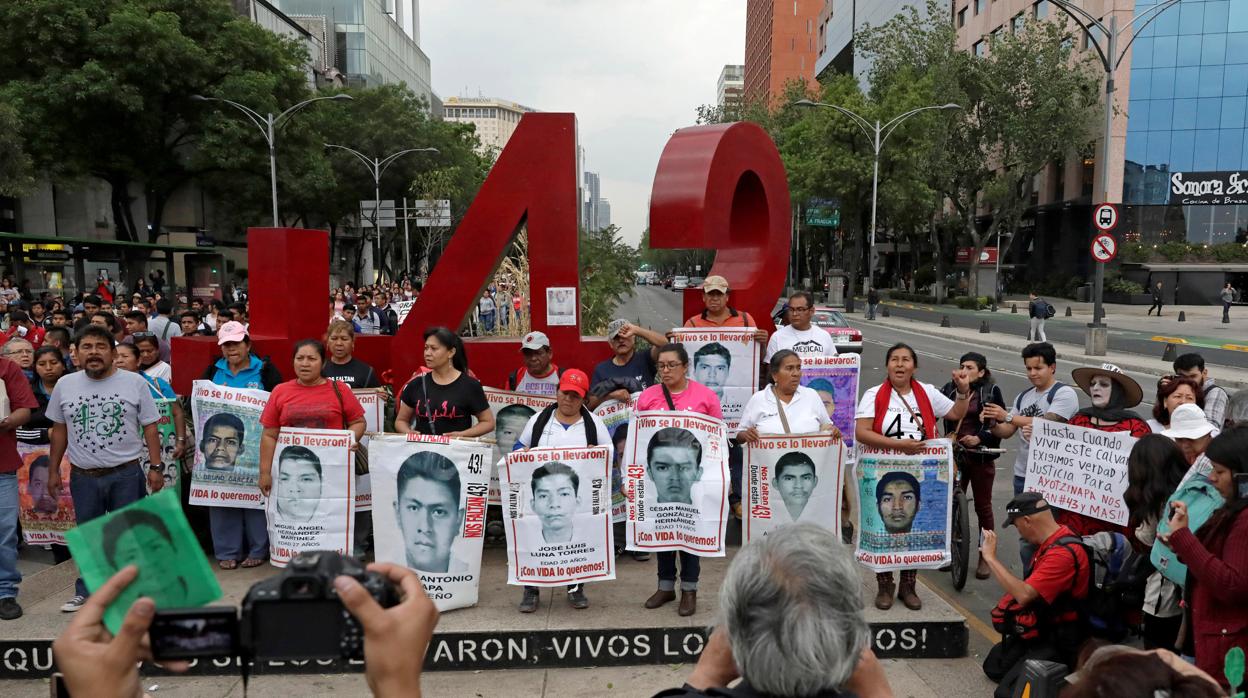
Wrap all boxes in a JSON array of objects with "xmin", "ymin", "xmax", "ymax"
[
  {"xmin": 737, "ymin": 350, "xmax": 839, "ymax": 443},
  {"xmin": 395, "ymin": 327, "xmax": 494, "ymax": 438},
  {"xmin": 855, "ymin": 343, "xmax": 970, "ymax": 611},
  {"xmin": 114, "ymin": 343, "xmax": 188, "ymax": 460},
  {"xmin": 636, "ymin": 343, "xmax": 722, "ymax": 617},
  {"xmin": 200, "ymin": 322, "xmax": 283, "ymax": 570}
]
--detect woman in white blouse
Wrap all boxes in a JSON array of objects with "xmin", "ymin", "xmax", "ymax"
[{"xmin": 736, "ymin": 350, "xmax": 841, "ymax": 444}]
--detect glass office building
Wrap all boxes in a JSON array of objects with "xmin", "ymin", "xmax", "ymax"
[{"xmin": 1122, "ymin": 0, "xmax": 1248, "ymax": 246}]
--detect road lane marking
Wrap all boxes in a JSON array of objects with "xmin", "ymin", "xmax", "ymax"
[
  {"xmin": 1150, "ymin": 336, "xmax": 1189, "ymax": 344},
  {"xmin": 1223, "ymin": 344, "xmax": 1248, "ymax": 352},
  {"xmin": 917, "ymin": 575, "xmax": 1001, "ymax": 644}
]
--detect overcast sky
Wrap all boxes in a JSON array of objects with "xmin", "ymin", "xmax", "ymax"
[{"xmin": 422, "ymin": 1, "xmax": 746, "ymax": 247}]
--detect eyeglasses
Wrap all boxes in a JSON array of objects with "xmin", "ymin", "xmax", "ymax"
[{"xmin": 657, "ymin": 361, "xmax": 685, "ymax": 370}]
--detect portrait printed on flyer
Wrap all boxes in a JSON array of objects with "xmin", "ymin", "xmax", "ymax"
[
  {"xmin": 353, "ymin": 388, "xmax": 386, "ymax": 512},
  {"xmin": 370, "ymin": 434, "xmax": 491, "ymax": 612},
  {"xmin": 854, "ymin": 441, "xmax": 953, "ymax": 572},
  {"xmin": 669, "ymin": 328, "xmax": 760, "ymax": 432},
  {"xmin": 266, "ymin": 428, "xmax": 356, "ymax": 568},
  {"xmin": 188, "ymin": 380, "xmax": 268, "ymax": 509},
  {"xmin": 593, "ymin": 396, "xmax": 634, "ymax": 523},
  {"xmin": 502, "ymin": 446, "xmax": 614, "ymax": 586},
  {"xmin": 485, "ymin": 388, "xmax": 555, "ymax": 504},
  {"xmin": 624, "ymin": 410, "xmax": 729, "ymax": 556},
  {"xmin": 16, "ymin": 437, "xmax": 75, "ymax": 545},
  {"xmin": 799, "ymin": 354, "xmax": 860, "ymax": 457},
  {"xmin": 744, "ymin": 434, "xmax": 845, "ymax": 544}
]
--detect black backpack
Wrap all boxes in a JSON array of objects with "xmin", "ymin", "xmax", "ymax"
[
  {"xmin": 1043, "ymin": 300, "xmax": 1057, "ymax": 319},
  {"xmin": 1049, "ymin": 533, "xmax": 1149, "ymax": 643},
  {"xmin": 528, "ymin": 404, "xmax": 599, "ymax": 447}
]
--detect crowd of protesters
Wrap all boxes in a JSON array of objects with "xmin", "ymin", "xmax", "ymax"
[{"xmin": 4, "ymin": 271, "xmax": 1248, "ymax": 698}]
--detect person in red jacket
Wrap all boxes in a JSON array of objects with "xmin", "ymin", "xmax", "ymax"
[{"xmin": 1161, "ymin": 426, "xmax": 1248, "ymax": 688}]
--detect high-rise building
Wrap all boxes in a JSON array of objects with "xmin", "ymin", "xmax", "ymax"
[
  {"xmin": 442, "ymin": 96, "xmax": 537, "ymax": 154},
  {"xmin": 744, "ymin": 0, "xmax": 823, "ymax": 104},
  {"xmin": 955, "ymin": 0, "xmax": 1248, "ymax": 302},
  {"xmin": 275, "ymin": 0, "xmax": 432, "ymax": 104},
  {"xmin": 596, "ymin": 199, "xmax": 612, "ymax": 231},
  {"xmin": 718, "ymin": 64, "xmax": 745, "ymax": 111},
  {"xmin": 815, "ymin": 0, "xmax": 927, "ymax": 89},
  {"xmin": 391, "ymin": 0, "xmax": 419, "ymax": 42},
  {"xmin": 583, "ymin": 171, "xmax": 601, "ymax": 232}
]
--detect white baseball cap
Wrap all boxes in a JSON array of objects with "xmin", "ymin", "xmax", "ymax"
[
  {"xmin": 521, "ymin": 331, "xmax": 550, "ymax": 351},
  {"xmin": 1161, "ymin": 403, "xmax": 1215, "ymax": 440}
]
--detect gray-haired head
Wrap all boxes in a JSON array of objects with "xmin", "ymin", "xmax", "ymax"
[
  {"xmin": 1228, "ymin": 389, "xmax": 1248, "ymax": 428},
  {"xmin": 720, "ymin": 523, "xmax": 868, "ymax": 696}
]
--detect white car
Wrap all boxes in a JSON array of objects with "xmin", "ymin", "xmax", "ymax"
[{"xmin": 672, "ymin": 276, "xmax": 689, "ymax": 291}]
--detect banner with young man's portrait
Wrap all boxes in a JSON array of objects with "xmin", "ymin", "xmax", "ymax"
[
  {"xmin": 142, "ymin": 399, "xmax": 181, "ymax": 494},
  {"xmin": 854, "ymin": 441, "xmax": 954, "ymax": 572},
  {"xmin": 353, "ymin": 388, "xmax": 386, "ymax": 511},
  {"xmin": 668, "ymin": 328, "xmax": 760, "ymax": 432},
  {"xmin": 799, "ymin": 354, "xmax": 861, "ymax": 456},
  {"xmin": 266, "ymin": 428, "xmax": 356, "ymax": 568},
  {"xmin": 370, "ymin": 434, "xmax": 491, "ymax": 612},
  {"xmin": 502, "ymin": 446, "xmax": 614, "ymax": 586},
  {"xmin": 593, "ymin": 396, "xmax": 634, "ymax": 523},
  {"xmin": 484, "ymin": 388, "xmax": 556, "ymax": 505},
  {"xmin": 624, "ymin": 411, "xmax": 729, "ymax": 556},
  {"xmin": 16, "ymin": 436, "xmax": 74, "ymax": 545},
  {"xmin": 189, "ymin": 380, "xmax": 268, "ymax": 509},
  {"xmin": 744, "ymin": 435, "xmax": 846, "ymax": 544}
]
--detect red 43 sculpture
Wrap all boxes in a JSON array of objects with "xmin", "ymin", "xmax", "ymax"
[{"xmin": 171, "ymin": 113, "xmax": 790, "ymax": 393}]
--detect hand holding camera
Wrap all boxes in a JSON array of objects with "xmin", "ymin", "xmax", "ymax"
[{"xmin": 334, "ymin": 562, "xmax": 439, "ymax": 698}]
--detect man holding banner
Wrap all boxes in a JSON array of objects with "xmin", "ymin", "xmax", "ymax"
[{"xmin": 0, "ymin": 353, "xmax": 36, "ymax": 620}]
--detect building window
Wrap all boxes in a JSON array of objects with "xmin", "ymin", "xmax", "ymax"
[
  {"xmin": 1035, "ymin": 0, "xmax": 1049, "ymax": 19},
  {"xmin": 975, "ymin": 0, "xmax": 985, "ymax": 15},
  {"xmin": 1012, "ymin": 13, "xmax": 1024, "ymax": 33},
  {"xmin": 958, "ymin": 8, "xmax": 967, "ymax": 27},
  {"xmin": 974, "ymin": 40, "xmax": 986, "ymax": 57}
]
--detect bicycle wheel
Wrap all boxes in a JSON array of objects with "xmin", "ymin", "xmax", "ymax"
[{"xmin": 950, "ymin": 487, "xmax": 971, "ymax": 591}]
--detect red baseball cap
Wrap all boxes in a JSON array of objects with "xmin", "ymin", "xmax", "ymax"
[{"xmin": 558, "ymin": 369, "xmax": 589, "ymax": 397}]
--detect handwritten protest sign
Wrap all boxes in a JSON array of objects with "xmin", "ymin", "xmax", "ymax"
[
  {"xmin": 1024, "ymin": 419, "xmax": 1135, "ymax": 526},
  {"xmin": 485, "ymin": 388, "xmax": 555, "ymax": 504},
  {"xmin": 502, "ymin": 446, "xmax": 614, "ymax": 586},
  {"xmin": 799, "ymin": 354, "xmax": 860, "ymax": 456},
  {"xmin": 855, "ymin": 441, "xmax": 953, "ymax": 572},
  {"xmin": 267, "ymin": 428, "xmax": 356, "ymax": 568},
  {"xmin": 370, "ymin": 434, "xmax": 492, "ymax": 612},
  {"xmin": 189, "ymin": 380, "xmax": 268, "ymax": 509},
  {"xmin": 624, "ymin": 410, "xmax": 729, "ymax": 556},
  {"xmin": 744, "ymin": 434, "xmax": 845, "ymax": 544},
  {"xmin": 669, "ymin": 328, "xmax": 760, "ymax": 432}
]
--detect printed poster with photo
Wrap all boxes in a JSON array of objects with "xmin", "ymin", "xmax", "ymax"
[
  {"xmin": 502, "ymin": 446, "xmax": 614, "ymax": 586},
  {"xmin": 799, "ymin": 354, "xmax": 860, "ymax": 457},
  {"xmin": 16, "ymin": 436, "xmax": 74, "ymax": 545},
  {"xmin": 189, "ymin": 380, "xmax": 268, "ymax": 509},
  {"xmin": 854, "ymin": 441, "xmax": 954, "ymax": 572},
  {"xmin": 624, "ymin": 410, "xmax": 729, "ymax": 556},
  {"xmin": 744, "ymin": 434, "xmax": 846, "ymax": 544},
  {"xmin": 669, "ymin": 328, "xmax": 760, "ymax": 432},
  {"xmin": 370, "ymin": 434, "xmax": 491, "ymax": 612},
  {"xmin": 485, "ymin": 388, "xmax": 556, "ymax": 504},
  {"xmin": 594, "ymin": 397, "xmax": 634, "ymax": 523},
  {"xmin": 545, "ymin": 286, "xmax": 577, "ymax": 326},
  {"xmin": 267, "ymin": 428, "xmax": 356, "ymax": 568},
  {"xmin": 143, "ymin": 399, "xmax": 181, "ymax": 494},
  {"xmin": 353, "ymin": 388, "xmax": 386, "ymax": 512}
]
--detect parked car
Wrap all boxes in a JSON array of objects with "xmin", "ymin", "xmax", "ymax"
[
  {"xmin": 688, "ymin": 276, "xmax": 705, "ymax": 289},
  {"xmin": 672, "ymin": 275, "xmax": 690, "ymax": 291},
  {"xmin": 811, "ymin": 307, "xmax": 862, "ymax": 353}
]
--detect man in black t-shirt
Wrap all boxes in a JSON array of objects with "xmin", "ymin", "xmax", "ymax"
[
  {"xmin": 323, "ymin": 320, "xmax": 381, "ymax": 388},
  {"xmin": 587, "ymin": 319, "xmax": 666, "ymax": 409}
]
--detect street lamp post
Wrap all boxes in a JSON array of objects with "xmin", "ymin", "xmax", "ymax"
[
  {"xmin": 793, "ymin": 100, "xmax": 961, "ymax": 299},
  {"xmin": 324, "ymin": 144, "xmax": 439, "ymax": 281},
  {"xmin": 1047, "ymin": 0, "xmax": 1181, "ymax": 349},
  {"xmin": 190, "ymin": 94, "xmax": 353, "ymax": 227}
]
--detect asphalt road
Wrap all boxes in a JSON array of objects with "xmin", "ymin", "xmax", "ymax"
[{"xmin": 619, "ymin": 283, "xmax": 1158, "ymax": 656}]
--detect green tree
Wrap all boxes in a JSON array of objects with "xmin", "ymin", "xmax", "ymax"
[
  {"xmin": 0, "ymin": 102, "xmax": 34, "ymax": 197},
  {"xmin": 0, "ymin": 0, "xmax": 311, "ymax": 242},
  {"xmin": 580, "ymin": 225, "xmax": 638, "ymax": 334}
]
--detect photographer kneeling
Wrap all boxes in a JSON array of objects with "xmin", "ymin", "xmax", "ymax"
[
  {"xmin": 52, "ymin": 560, "xmax": 438, "ymax": 697},
  {"xmin": 980, "ymin": 493, "xmax": 1090, "ymax": 698}
]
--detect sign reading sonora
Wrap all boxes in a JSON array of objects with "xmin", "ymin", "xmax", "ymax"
[{"xmin": 1169, "ymin": 171, "xmax": 1248, "ymax": 205}]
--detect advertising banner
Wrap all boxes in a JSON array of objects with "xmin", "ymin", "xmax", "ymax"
[
  {"xmin": 189, "ymin": 381, "xmax": 268, "ymax": 510},
  {"xmin": 266, "ymin": 428, "xmax": 356, "ymax": 568},
  {"xmin": 744, "ymin": 434, "xmax": 846, "ymax": 544},
  {"xmin": 855, "ymin": 441, "xmax": 953, "ymax": 572},
  {"xmin": 669, "ymin": 328, "xmax": 760, "ymax": 432}
]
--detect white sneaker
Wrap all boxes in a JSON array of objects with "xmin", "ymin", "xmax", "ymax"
[{"xmin": 60, "ymin": 595, "xmax": 85, "ymax": 613}]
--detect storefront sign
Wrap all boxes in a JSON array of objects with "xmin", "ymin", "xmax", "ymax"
[
  {"xmin": 954, "ymin": 247, "xmax": 997, "ymax": 264},
  {"xmin": 1168, "ymin": 171, "xmax": 1248, "ymax": 205}
]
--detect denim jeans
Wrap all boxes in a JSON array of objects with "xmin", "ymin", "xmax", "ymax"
[
  {"xmin": 1014, "ymin": 475, "xmax": 1036, "ymax": 574},
  {"xmin": 70, "ymin": 464, "xmax": 147, "ymax": 597},
  {"xmin": 0, "ymin": 473, "xmax": 19, "ymax": 599},
  {"xmin": 657, "ymin": 551, "xmax": 700, "ymax": 591},
  {"xmin": 209, "ymin": 506, "xmax": 269, "ymax": 561},
  {"xmin": 481, "ymin": 311, "xmax": 496, "ymax": 333}
]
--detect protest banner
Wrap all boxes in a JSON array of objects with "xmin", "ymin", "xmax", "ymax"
[
  {"xmin": 594, "ymin": 397, "xmax": 633, "ymax": 523},
  {"xmin": 624, "ymin": 410, "xmax": 729, "ymax": 556},
  {"xmin": 502, "ymin": 445, "xmax": 614, "ymax": 586},
  {"xmin": 1023, "ymin": 419, "xmax": 1135, "ymax": 526},
  {"xmin": 16, "ymin": 436, "xmax": 74, "ymax": 545},
  {"xmin": 143, "ymin": 399, "xmax": 181, "ymax": 494},
  {"xmin": 744, "ymin": 434, "xmax": 846, "ymax": 544},
  {"xmin": 799, "ymin": 354, "xmax": 860, "ymax": 456},
  {"xmin": 370, "ymin": 434, "xmax": 492, "ymax": 612},
  {"xmin": 669, "ymin": 328, "xmax": 760, "ymax": 431},
  {"xmin": 66, "ymin": 489, "xmax": 222, "ymax": 634},
  {"xmin": 485, "ymin": 388, "xmax": 556, "ymax": 504},
  {"xmin": 353, "ymin": 388, "xmax": 386, "ymax": 511},
  {"xmin": 855, "ymin": 441, "xmax": 953, "ymax": 572},
  {"xmin": 188, "ymin": 380, "xmax": 268, "ymax": 509},
  {"xmin": 267, "ymin": 428, "xmax": 356, "ymax": 568},
  {"xmin": 392, "ymin": 299, "xmax": 414, "ymax": 324}
]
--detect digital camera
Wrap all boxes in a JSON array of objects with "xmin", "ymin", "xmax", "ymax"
[{"xmin": 149, "ymin": 551, "xmax": 399, "ymax": 662}]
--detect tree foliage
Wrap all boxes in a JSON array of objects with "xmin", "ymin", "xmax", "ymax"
[{"xmin": 580, "ymin": 225, "xmax": 638, "ymax": 334}]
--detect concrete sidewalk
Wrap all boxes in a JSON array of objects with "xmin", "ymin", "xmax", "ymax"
[{"xmin": 1000, "ymin": 296, "xmax": 1244, "ymax": 347}]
